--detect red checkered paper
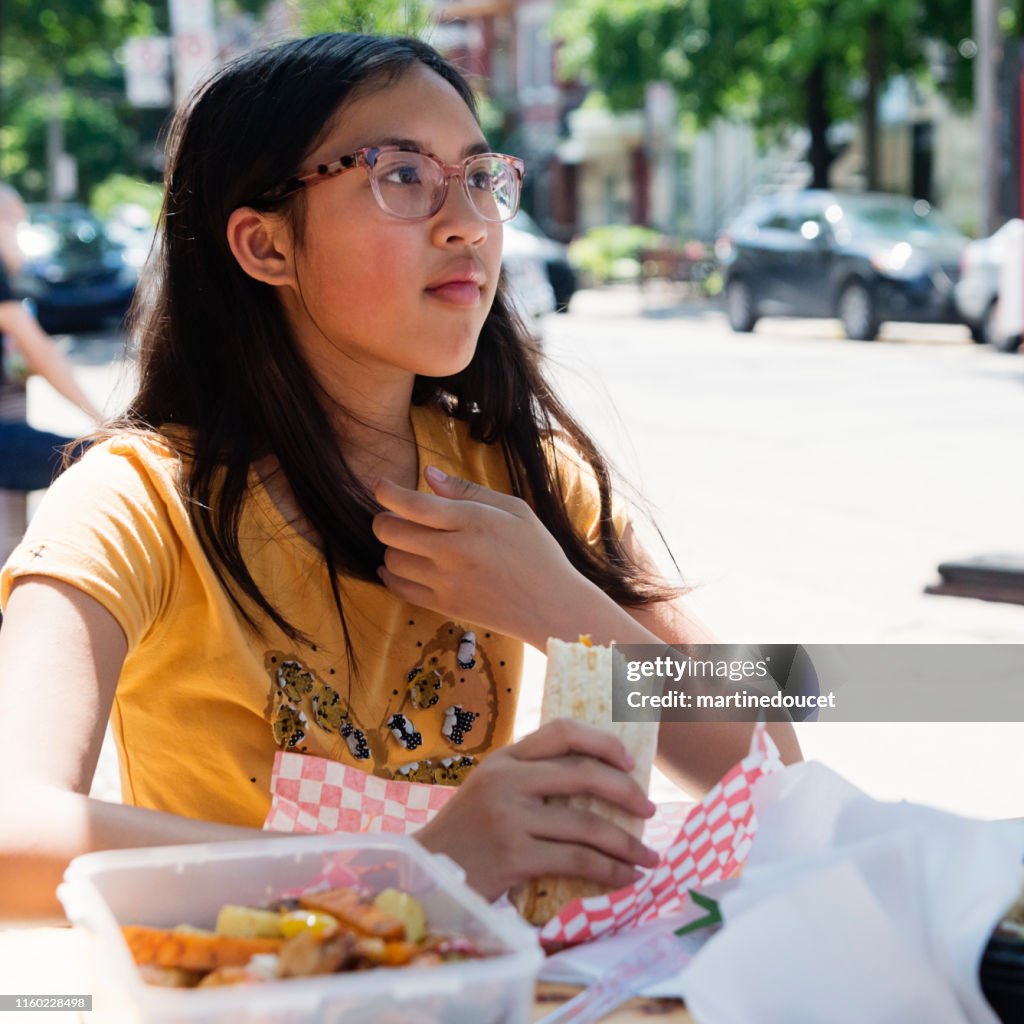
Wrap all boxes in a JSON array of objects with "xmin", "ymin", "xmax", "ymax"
[
  {"xmin": 536, "ymin": 722, "xmax": 781, "ymax": 949},
  {"xmin": 264, "ymin": 751, "xmax": 456, "ymax": 834},
  {"xmin": 263, "ymin": 724, "xmax": 782, "ymax": 950}
]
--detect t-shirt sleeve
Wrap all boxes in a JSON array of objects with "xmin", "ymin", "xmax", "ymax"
[{"xmin": 0, "ymin": 440, "xmax": 181, "ymax": 649}]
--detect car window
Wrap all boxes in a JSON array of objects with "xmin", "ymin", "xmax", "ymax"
[
  {"xmin": 760, "ymin": 211, "xmax": 797, "ymax": 232},
  {"xmin": 839, "ymin": 198, "xmax": 963, "ymax": 242},
  {"xmin": 27, "ymin": 207, "xmax": 118, "ymax": 258}
]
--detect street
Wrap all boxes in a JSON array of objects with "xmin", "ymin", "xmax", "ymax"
[
  {"xmin": 541, "ymin": 287, "xmax": 1024, "ymax": 647},
  {"xmin": 25, "ymin": 290, "xmax": 1024, "ymax": 818}
]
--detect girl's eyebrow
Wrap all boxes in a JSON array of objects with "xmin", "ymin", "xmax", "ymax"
[{"xmin": 356, "ymin": 136, "xmax": 492, "ymax": 158}]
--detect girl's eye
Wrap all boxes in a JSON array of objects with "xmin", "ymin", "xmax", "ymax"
[
  {"xmin": 381, "ymin": 163, "xmax": 424, "ymax": 187},
  {"xmin": 468, "ymin": 168, "xmax": 497, "ymax": 192}
]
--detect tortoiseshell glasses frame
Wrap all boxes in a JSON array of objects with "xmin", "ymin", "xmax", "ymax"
[{"xmin": 257, "ymin": 145, "xmax": 526, "ymax": 223}]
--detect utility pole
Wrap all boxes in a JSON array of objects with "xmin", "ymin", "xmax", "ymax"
[{"xmin": 975, "ymin": 0, "xmax": 1001, "ymax": 234}]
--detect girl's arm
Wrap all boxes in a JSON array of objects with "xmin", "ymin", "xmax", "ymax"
[
  {"xmin": 0, "ymin": 578, "xmax": 269, "ymax": 919},
  {"xmin": 0, "ymin": 301, "xmax": 103, "ymax": 423},
  {"xmin": 374, "ymin": 471, "xmax": 802, "ymax": 797},
  {"xmin": 618, "ymin": 524, "xmax": 802, "ymax": 793}
]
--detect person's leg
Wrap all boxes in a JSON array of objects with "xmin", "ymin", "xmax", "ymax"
[{"xmin": 0, "ymin": 421, "xmax": 77, "ymax": 490}]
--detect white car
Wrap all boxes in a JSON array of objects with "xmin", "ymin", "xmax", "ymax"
[
  {"xmin": 955, "ymin": 218, "xmax": 1023, "ymax": 352},
  {"xmin": 502, "ymin": 221, "xmax": 555, "ymax": 335}
]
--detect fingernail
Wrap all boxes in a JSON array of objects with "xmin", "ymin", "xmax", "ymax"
[
  {"xmin": 425, "ymin": 465, "xmax": 447, "ymax": 483},
  {"xmin": 644, "ymin": 798, "xmax": 658, "ymax": 816},
  {"xmin": 643, "ymin": 845, "xmax": 661, "ymax": 866},
  {"xmin": 376, "ymin": 566, "xmax": 386, "ymax": 581},
  {"xmin": 628, "ymin": 869, "xmax": 645, "ymax": 885},
  {"xmin": 623, "ymin": 751, "xmax": 636, "ymax": 771}
]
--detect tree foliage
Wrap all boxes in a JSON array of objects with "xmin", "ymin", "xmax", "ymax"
[
  {"xmin": 287, "ymin": 0, "xmax": 431, "ymax": 38},
  {"xmin": 0, "ymin": 1, "xmax": 166, "ymax": 200},
  {"xmin": 0, "ymin": 0, "xmax": 442, "ymax": 202},
  {"xmin": 556, "ymin": 0, "xmax": 977, "ymax": 186}
]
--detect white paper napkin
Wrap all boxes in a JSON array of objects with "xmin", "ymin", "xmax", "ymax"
[{"xmin": 680, "ymin": 761, "xmax": 1024, "ymax": 1024}]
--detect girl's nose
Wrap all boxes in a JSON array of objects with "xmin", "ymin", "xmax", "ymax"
[{"xmin": 430, "ymin": 177, "xmax": 489, "ymax": 247}]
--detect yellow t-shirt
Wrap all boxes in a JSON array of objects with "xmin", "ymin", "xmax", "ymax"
[{"xmin": 1, "ymin": 403, "xmax": 621, "ymax": 828}]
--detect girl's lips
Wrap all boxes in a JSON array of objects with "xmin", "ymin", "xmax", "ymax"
[{"xmin": 425, "ymin": 282, "xmax": 482, "ymax": 306}]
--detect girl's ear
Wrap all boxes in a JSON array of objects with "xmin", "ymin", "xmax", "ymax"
[{"xmin": 226, "ymin": 207, "xmax": 295, "ymax": 287}]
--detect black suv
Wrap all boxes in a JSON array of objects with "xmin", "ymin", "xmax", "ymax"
[{"xmin": 716, "ymin": 190, "xmax": 968, "ymax": 340}]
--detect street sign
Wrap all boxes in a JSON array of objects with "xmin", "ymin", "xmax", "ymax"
[
  {"xmin": 169, "ymin": 0, "xmax": 217, "ymax": 105},
  {"xmin": 125, "ymin": 36, "xmax": 172, "ymax": 108},
  {"xmin": 169, "ymin": 0, "xmax": 215, "ymax": 34},
  {"xmin": 173, "ymin": 30, "xmax": 218, "ymax": 105}
]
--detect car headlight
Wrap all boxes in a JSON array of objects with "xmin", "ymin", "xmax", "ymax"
[{"xmin": 870, "ymin": 241, "xmax": 929, "ymax": 279}]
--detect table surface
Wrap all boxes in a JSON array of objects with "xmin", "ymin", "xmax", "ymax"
[{"xmin": 0, "ymin": 926, "xmax": 694, "ymax": 1023}]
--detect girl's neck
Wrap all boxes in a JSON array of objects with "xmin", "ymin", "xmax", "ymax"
[
  {"xmin": 323, "ymin": 374, "xmax": 418, "ymax": 491},
  {"xmin": 254, "ymin": 371, "xmax": 420, "ymax": 540}
]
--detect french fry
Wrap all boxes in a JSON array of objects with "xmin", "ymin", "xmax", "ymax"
[{"xmin": 122, "ymin": 925, "xmax": 282, "ymax": 972}]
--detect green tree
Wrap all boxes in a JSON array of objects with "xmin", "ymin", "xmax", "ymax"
[
  {"xmin": 556, "ymin": 0, "xmax": 976, "ymax": 189},
  {"xmin": 287, "ymin": 0, "xmax": 431, "ymax": 37},
  {"xmin": 0, "ymin": 1, "xmax": 165, "ymax": 200}
]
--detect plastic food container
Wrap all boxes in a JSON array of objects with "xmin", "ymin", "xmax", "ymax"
[{"xmin": 58, "ymin": 833, "xmax": 543, "ymax": 1023}]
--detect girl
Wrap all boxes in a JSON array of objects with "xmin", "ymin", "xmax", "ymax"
[{"xmin": 0, "ymin": 33, "xmax": 799, "ymax": 918}]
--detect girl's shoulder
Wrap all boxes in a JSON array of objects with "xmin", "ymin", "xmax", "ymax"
[
  {"xmin": 56, "ymin": 426, "xmax": 194, "ymax": 518},
  {"xmin": 1, "ymin": 427, "xmax": 196, "ymax": 643}
]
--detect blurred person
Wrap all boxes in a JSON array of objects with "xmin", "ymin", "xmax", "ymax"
[{"xmin": 0, "ymin": 184, "xmax": 101, "ymax": 491}]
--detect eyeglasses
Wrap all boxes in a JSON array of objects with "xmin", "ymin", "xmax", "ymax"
[{"xmin": 258, "ymin": 145, "xmax": 526, "ymax": 223}]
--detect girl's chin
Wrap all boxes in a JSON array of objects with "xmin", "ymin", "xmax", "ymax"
[{"xmin": 416, "ymin": 338, "xmax": 480, "ymax": 379}]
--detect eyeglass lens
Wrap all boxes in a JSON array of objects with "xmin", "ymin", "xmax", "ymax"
[{"xmin": 371, "ymin": 151, "xmax": 519, "ymax": 222}]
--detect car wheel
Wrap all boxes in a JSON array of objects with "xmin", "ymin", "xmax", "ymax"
[
  {"xmin": 725, "ymin": 279, "xmax": 758, "ymax": 333},
  {"xmin": 982, "ymin": 303, "xmax": 1022, "ymax": 352},
  {"xmin": 838, "ymin": 281, "xmax": 879, "ymax": 341}
]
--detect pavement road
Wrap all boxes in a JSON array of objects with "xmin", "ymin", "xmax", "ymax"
[{"xmin": 23, "ymin": 291, "xmax": 1024, "ymax": 818}]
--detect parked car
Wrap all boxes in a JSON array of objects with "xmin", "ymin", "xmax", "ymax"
[
  {"xmin": 502, "ymin": 225, "xmax": 556, "ymax": 333},
  {"xmin": 506, "ymin": 210, "xmax": 577, "ymax": 312},
  {"xmin": 716, "ymin": 190, "xmax": 968, "ymax": 340},
  {"xmin": 13, "ymin": 203, "xmax": 137, "ymax": 334},
  {"xmin": 954, "ymin": 218, "xmax": 1023, "ymax": 353},
  {"xmin": 103, "ymin": 202, "xmax": 157, "ymax": 272}
]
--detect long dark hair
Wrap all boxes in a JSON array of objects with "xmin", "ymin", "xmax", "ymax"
[{"xmin": 122, "ymin": 32, "xmax": 677, "ymax": 658}]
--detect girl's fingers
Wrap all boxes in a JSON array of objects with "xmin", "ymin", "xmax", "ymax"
[
  {"xmin": 530, "ymin": 804, "xmax": 661, "ymax": 871},
  {"xmin": 518, "ymin": 754, "xmax": 656, "ymax": 821},
  {"xmin": 422, "ymin": 467, "xmax": 526, "ymax": 515},
  {"xmin": 374, "ymin": 478, "xmax": 465, "ymax": 530},
  {"xmin": 526, "ymin": 833, "xmax": 647, "ymax": 891},
  {"xmin": 510, "ymin": 718, "xmax": 636, "ymax": 774},
  {"xmin": 373, "ymin": 512, "xmax": 442, "ymax": 557},
  {"xmin": 377, "ymin": 565, "xmax": 435, "ymax": 607},
  {"xmin": 374, "ymin": 475, "xmax": 522, "ymax": 530},
  {"xmin": 382, "ymin": 547, "xmax": 436, "ymax": 585}
]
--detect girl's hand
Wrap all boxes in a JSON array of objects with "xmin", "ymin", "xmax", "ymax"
[
  {"xmin": 413, "ymin": 719, "xmax": 660, "ymax": 901},
  {"xmin": 372, "ymin": 467, "xmax": 594, "ymax": 647}
]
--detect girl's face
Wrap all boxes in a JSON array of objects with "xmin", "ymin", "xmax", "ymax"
[{"xmin": 282, "ymin": 65, "xmax": 504, "ymax": 387}]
